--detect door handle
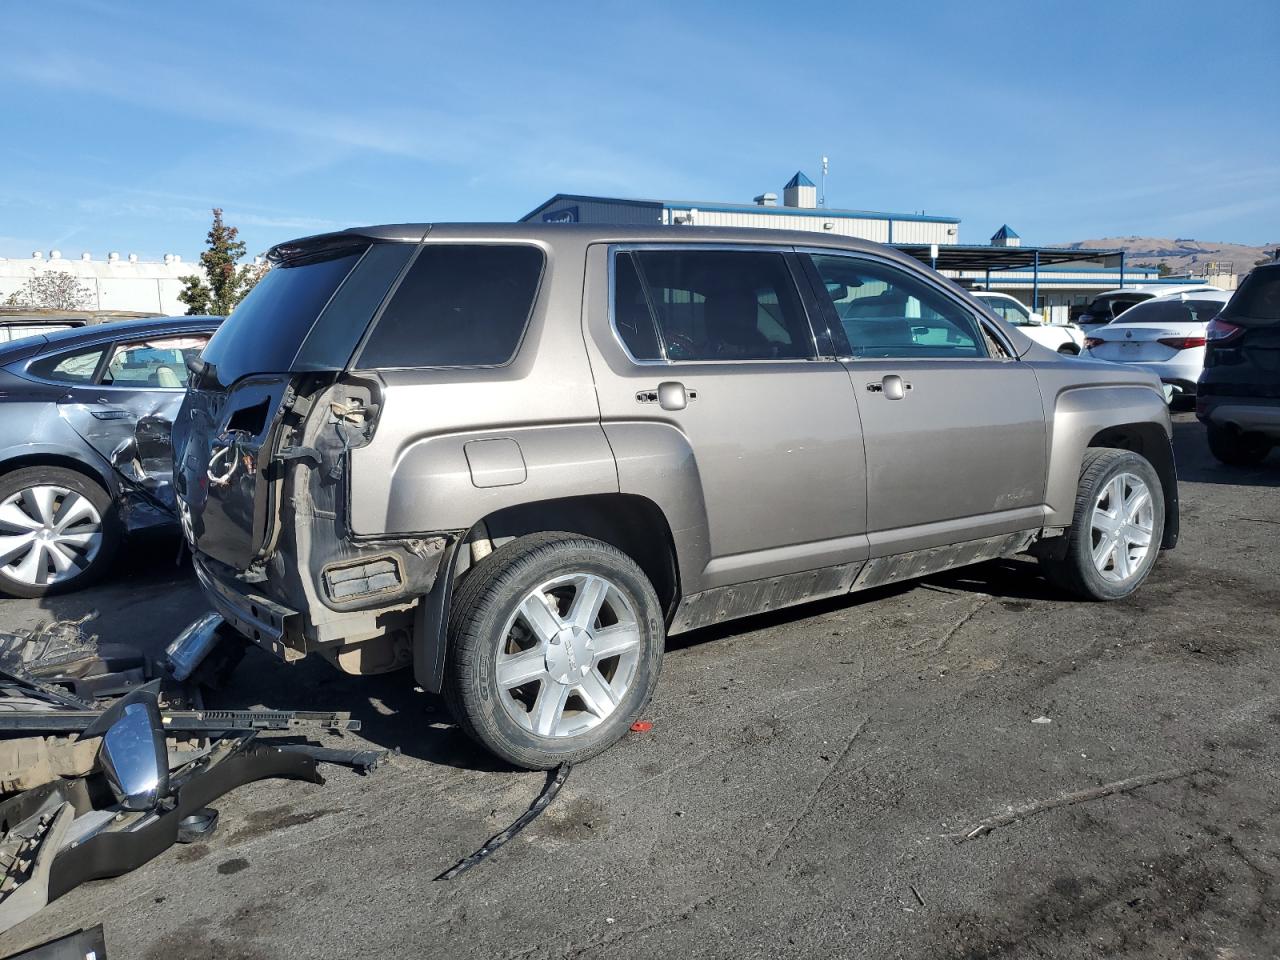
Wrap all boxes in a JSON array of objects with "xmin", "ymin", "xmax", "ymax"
[
  {"xmin": 866, "ymin": 375, "xmax": 911, "ymax": 400},
  {"xmin": 637, "ymin": 382, "xmax": 697, "ymax": 411}
]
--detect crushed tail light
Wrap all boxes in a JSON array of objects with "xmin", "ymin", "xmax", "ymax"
[{"xmin": 1157, "ymin": 336, "xmax": 1208, "ymax": 350}]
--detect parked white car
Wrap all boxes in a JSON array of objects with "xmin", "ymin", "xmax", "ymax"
[
  {"xmin": 973, "ymin": 291, "xmax": 1085, "ymax": 355},
  {"xmin": 1083, "ymin": 289, "xmax": 1232, "ymax": 403},
  {"xmin": 1075, "ymin": 285, "xmax": 1223, "ymax": 333}
]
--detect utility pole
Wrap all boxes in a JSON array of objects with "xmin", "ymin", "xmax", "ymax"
[{"xmin": 820, "ymin": 156, "xmax": 829, "ymax": 207}]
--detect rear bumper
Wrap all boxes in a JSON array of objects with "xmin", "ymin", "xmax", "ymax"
[
  {"xmin": 1197, "ymin": 397, "xmax": 1280, "ymax": 437},
  {"xmin": 193, "ymin": 555, "xmax": 298, "ymax": 661}
]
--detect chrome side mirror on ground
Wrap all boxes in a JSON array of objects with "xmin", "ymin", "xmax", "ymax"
[{"xmin": 80, "ymin": 681, "xmax": 168, "ymax": 811}]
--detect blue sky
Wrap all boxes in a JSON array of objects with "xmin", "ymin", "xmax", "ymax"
[{"xmin": 2, "ymin": 0, "xmax": 1277, "ymax": 260}]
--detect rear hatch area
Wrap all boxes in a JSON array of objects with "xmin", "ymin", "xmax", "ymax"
[{"xmin": 173, "ymin": 235, "xmax": 420, "ymax": 573}]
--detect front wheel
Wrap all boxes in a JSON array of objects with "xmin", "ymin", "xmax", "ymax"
[
  {"xmin": 1041, "ymin": 449, "xmax": 1165, "ymax": 601},
  {"xmin": 443, "ymin": 532, "xmax": 665, "ymax": 769}
]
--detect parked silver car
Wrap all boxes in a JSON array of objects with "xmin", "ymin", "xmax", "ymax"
[{"xmin": 174, "ymin": 225, "xmax": 1179, "ymax": 768}]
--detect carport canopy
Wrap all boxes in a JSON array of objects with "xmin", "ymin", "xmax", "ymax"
[{"xmin": 892, "ymin": 243, "xmax": 1128, "ymax": 309}]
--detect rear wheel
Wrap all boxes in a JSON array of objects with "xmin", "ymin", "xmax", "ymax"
[
  {"xmin": 0, "ymin": 467, "xmax": 119, "ymax": 599},
  {"xmin": 1206, "ymin": 425, "xmax": 1272, "ymax": 466},
  {"xmin": 1056, "ymin": 344, "xmax": 1081, "ymax": 356},
  {"xmin": 1042, "ymin": 449, "xmax": 1164, "ymax": 601},
  {"xmin": 443, "ymin": 532, "xmax": 665, "ymax": 769}
]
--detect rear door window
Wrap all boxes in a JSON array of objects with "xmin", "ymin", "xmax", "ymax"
[
  {"xmin": 618, "ymin": 249, "xmax": 815, "ymax": 362},
  {"xmin": 357, "ymin": 245, "xmax": 544, "ymax": 368},
  {"xmin": 102, "ymin": 334, "xmax": 211, "ymax": 387}
]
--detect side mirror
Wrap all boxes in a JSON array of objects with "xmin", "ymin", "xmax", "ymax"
[{"xmin": 80, "ymin": 681, "xmax": 168, "ymax": 811}]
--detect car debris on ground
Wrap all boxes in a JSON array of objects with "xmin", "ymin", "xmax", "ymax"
[{"xmin": 0, "ymin": 612, "xmax": 390, "ymax": 941}]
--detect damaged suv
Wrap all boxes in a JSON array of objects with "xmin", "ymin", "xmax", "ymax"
[{"xmin": 174, "ymin": 225, "xmax": 1179, "ymax": 769}]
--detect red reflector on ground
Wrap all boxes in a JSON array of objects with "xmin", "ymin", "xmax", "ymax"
[{"xmin": 630, "ymin": 721, "xmax": 653, "ymax": 733}]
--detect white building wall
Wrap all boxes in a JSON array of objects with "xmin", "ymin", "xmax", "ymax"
[
  {"xmin": 674, "ymin": 209, "xmax": 892, "ymax": 243},
  {"xmin": 0, "ymin": 254, "xmax": 204, "ymax": 315},
  {"xmin": 890, "ymin": 220, "xmax": 957, "ymax": 245}
]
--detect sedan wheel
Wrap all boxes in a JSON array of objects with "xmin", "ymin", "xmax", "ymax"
[{"xmin": 0, "ymin": 468, "xmax": 118, "ymax": 598}]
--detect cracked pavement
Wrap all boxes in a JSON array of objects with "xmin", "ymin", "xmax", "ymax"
[{"xmin": 0, "ymin": 412, "xmax": 1277, "ymax": 959}]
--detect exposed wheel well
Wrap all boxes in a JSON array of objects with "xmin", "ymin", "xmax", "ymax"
[
  {"xmin": 0, "ymin": 454, "xmax": 111, "ymax": 493},
  {"xmin": 1088, "ymin": 422, "xmax": 1179, "ymax": 549},
  {"xmin": 469, "ymin": 494, "xmax": 681, "ymax": 619}
]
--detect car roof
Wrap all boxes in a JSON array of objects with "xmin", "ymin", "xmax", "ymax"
[
  {"xmin": 0, "ymin": 314, "xmax": 222, "ymax": 363},
  {"xmin": 270, "ymin": 222, "xmax": 930, "ymax": 265}
]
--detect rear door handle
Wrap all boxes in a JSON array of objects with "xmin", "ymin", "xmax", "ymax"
[
  {"xmin": 637, "ymin": 382, "xmax": 697, "ymax": 411},
  {"xmin": 867, "ymin": 375, "xmax": 911, "ymax": 400}
]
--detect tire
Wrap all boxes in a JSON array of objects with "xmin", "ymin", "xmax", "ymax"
[
  {"xmin": 1206, "ymin": 425, "xmax": 1271, "ymax": 466},
  {"xmin": 1041, "ymin": 449, "xmax": 1165, "ymax": 601},
  {"xmin": 0, "ymin": 466, "xmax": 120, "ymax": 599},
  {"xmin": 443, "ymin": 532, "xmax": 665, "ymax": 769},
  {"xmin": 1056, "ymin": 344, "xmax": 1081, "ymax": 356}
]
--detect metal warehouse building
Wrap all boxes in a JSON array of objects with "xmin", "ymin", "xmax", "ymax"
[
  {"xmin": 522, "ymin": 171, "xmax": 959, "ymax": 246},
  {"xmin": 522, "ymin": 171, "xmax": 1221, "ymax": 323}
]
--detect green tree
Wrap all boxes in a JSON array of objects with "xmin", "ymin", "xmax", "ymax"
[
  {"xmin": 178, "ymin": 208, "xmax": 264, "ymax": 315},
  {"xmin": 1156, "ymin": 261, "xmax": 1172, "ymax": 277},
  {"xmin": 4, "ymin": 270, "xmax": 94, "ymax": 310}
]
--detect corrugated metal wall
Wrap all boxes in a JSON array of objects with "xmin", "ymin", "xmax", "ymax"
[{"xmin": 669, "ymin": 209, "xmax": 958, "ymax": 246}]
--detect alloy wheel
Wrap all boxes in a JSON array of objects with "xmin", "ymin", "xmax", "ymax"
[
  {"xmin": 1089, "ymin": 472, "xmax": 1154, "ymax": 583},
  {"xmin": 0, "ymin": 485, "xmax": 104, "ymax": 586},
  {"xmin": 495, "ymin": 573, "xmax": 643, "ymax": 738}
]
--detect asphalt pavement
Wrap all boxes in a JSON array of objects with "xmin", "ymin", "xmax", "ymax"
[{"xmin": 0, "ymin": 412, "xmax": 1276, "ymax": 960}]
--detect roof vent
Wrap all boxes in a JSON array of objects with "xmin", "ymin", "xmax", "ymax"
[
  {"xmin": 31, "ymin": 251, "xmax": 42, "ymax": 260},
  {"xmin": 783, "ymin": 171, "xmax": 817, "ymax": 209},
  {"xmin": 163, "ymin": 253, "xmax": 173, "ymax": 264},
  {"xmin": 753, "ymin": 192, "xmax": 778, "ymax": 207},
  {"xmin": 49, "ymin": 249, "xmax": 62, "ymax": 260},
  {"xmin": 991, "ymin": 224, "xmax": 1021, "ymax": 247},
  {"xmin": 108, "ymin": 252, "xmax": 120, "ymax": 262},
  {"xmin": 81, "ymin": 252, "xmax": 92, "ymax": 261},
  {"xmin": 127, "ymin": 253, "xmax": 138, "ymax": 263}
]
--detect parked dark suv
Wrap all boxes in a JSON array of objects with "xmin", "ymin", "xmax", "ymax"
[{"xmin": 1197, "ymin": 262, "xmax": 1280, "ymax": 465}]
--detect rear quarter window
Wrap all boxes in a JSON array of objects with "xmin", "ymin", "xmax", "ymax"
[
  {"xmin": 1226, "ymin": 268, "xmax": 1280, "ymax": 322},
  {"xmin": 357, "ymin": 244, "xmax": 544, "ymax": 368}
]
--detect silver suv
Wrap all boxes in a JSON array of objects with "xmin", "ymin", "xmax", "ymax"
[{"xmin": 174, "ymin": 224, "xmax": 1180, "ymax": 768}]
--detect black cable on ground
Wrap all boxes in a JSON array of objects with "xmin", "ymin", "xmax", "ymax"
[{"xmin": 434, "ymin": 762, "xmax": 572, "ymax": 881}]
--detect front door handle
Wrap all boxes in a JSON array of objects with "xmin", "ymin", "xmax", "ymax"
[
  {"xmin": 637, "ymin": 382, "xmax": 697, "ymax": 411},
  {"xmin": 866, "ymin": 375, "xmax": 911, "ymax": 400}
]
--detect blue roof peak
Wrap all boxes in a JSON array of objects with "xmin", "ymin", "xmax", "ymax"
[
  {"xmin": 784, "ymin": 171, "xmax": 815, "ymax": 189},
  {"xmin": 992, "ymin": 224, "xmax": 1020, "ymax": 239}
]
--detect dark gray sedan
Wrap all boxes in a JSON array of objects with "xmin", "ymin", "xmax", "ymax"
[{"xmin": 0, "ymin": 315, "xmax": 220, "ymax": 597}]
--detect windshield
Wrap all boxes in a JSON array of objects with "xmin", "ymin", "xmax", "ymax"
[
  {"xmin": 1224, "ymin": 267, "xmax": 1280, "ymax": 323},
  {"xmin": 1115, "ymin": 298, "xmax": 1224, "ymax": 324},
  {"xmin": 199, "ymin": 246, "xmax": 367, "ymax": 386}
]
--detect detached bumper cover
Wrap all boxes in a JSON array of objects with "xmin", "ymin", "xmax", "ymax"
[{"xmin": 193, "ymin": 556, "xmax": 297, "ymax": 660}]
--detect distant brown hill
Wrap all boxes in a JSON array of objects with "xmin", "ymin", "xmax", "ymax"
[{"xmin": 1054, "ymin": 237, "xmax": 1278, "ymax": 279}]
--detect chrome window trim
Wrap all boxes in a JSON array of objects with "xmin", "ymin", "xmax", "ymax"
[
  {"xmin": 606, "ymin": 243, "xmax": 828, "ymax": 367},
  {"xmin": 794, "ymin": 246, "xmax": 1021, "ymax": 362}
]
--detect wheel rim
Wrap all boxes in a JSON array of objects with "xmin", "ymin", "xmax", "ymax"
[
  {"xmin": 494, "ymin": 573, "xmax": 643, "ymax": 739},
  {"xmin": 1089, "ymin": 472, "xmax": 1154, "ymax": 583},
  {"xmin": 0, "ymin": 485, "xmax": 103, "ymax": 586}
]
